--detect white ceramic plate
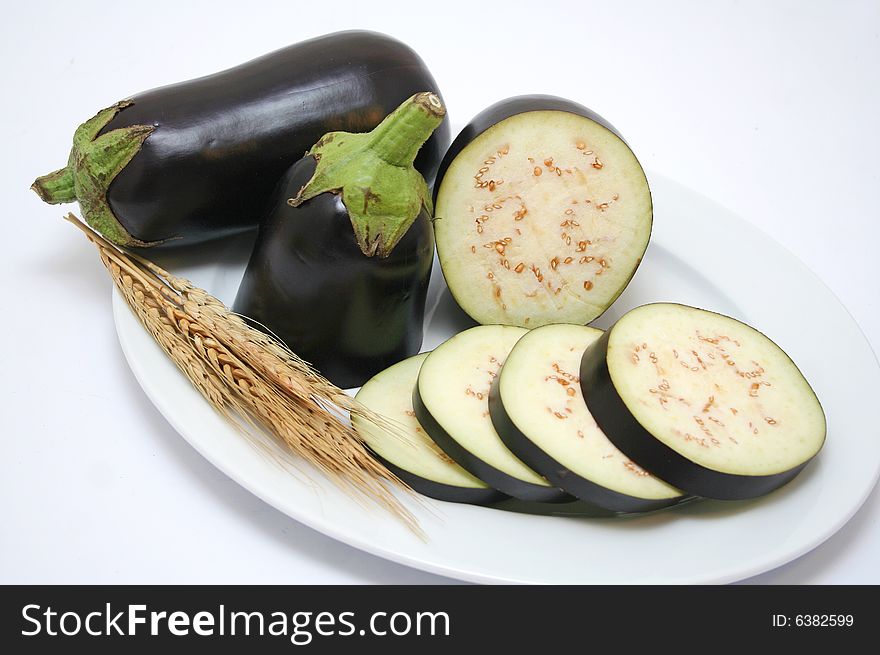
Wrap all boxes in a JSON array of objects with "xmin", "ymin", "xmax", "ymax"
[{"xmin": 113, "ymin": 173, "xmax": 880, "ymax": 584}]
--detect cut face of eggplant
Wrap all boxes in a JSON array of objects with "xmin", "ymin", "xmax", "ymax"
[
  {"xmin": 580, "ymin": 303, "xmax": 827, "ymax": 499},
  {"xmin": 490, "ymin": 324, "xmax": 684, "ymax": 513},
  {"xmin": 433, "ymin": 96, "xmax": 651, "ymax": 328},
  {"xmin": 414, "ymin": 325, "xmax": 569, "ymax": 502},
  {"xmin": 353, "ymin": 353, "xmax": 504, "ymax": 505}
]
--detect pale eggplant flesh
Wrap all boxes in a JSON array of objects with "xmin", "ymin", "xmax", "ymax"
[
  {"xmin": 353, "ymin": 353, "xmax": 504, "ymax": 506},
  {"xmin": 414, "ymin": 325, "xmax": 571, "ymax": 502},
  {"xmin": 432, "ymin": 95, "xmax": 651, "ymax": 328},
  {"xmin": 579, "ymin": 303, "xmax": 826, "ymax": 500},
  {"xmin": 489, "ymin": 323, "xmax": 686, "ymax": 513}
]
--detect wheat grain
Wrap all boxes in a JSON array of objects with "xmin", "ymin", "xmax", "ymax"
[{"xmin": 65, "ymin": 213, "xmax": 421, "ymax": 534}]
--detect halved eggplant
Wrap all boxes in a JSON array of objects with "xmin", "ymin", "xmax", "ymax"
[
  {"xmin": 433, "ymin": 95, "xmax": 651, "ymax": 328},
  {"xmin": 353, "ymin": 353, "xmax": 504, "ymax": 505},
  {"xmin": 414, "ymin": 325, "xmax": 570, "ymax": 502},
  {"xmin": 580, "ymin": 303, "xmax": 827, "ymax": 500},
  {"xmin": 489, "ymin": 324, "xmax": 686, "ymax": 513}
]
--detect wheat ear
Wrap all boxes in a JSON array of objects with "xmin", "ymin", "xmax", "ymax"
[{"xmin": 64, "ymin": 213, "xmax": 421, "ymax": 534}]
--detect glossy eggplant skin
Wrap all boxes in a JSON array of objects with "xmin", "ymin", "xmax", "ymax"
[
  {"xmin": 233, "ymin": 157, "xmax": 434, "ymax": 389},
  {"xmin": 99, "ymin": 30, "xmax": 449, "ymax": 247},
  {"xmin": 432, "ymin": 94, "xmax": 619, "ymax": 206}
]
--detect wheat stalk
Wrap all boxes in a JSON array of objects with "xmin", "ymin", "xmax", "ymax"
[{"xmin": 64, "ymin": 213, "xmax": 421, "ymax": 534}]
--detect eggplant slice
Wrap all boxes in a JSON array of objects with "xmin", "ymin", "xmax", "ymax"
[
  {"xmin": 433, "ymin": 95, "xmax": 651, "ymax": 328},
  {"xmin": 353, "ymin": 353, "xmax": 504, "ymax": 505},
  {"xmin": 580, "ymin": 303, "xmax": 827, "ymax": 500},
  {"xmin": 414, "ymin": 326, "xmax": 570, "ymax": 502},
  {"xmin": 490, "ymin": 324, "xmax": 686, "ymax": 512}
]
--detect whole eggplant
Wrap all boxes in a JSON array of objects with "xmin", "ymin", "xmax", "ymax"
[
  {"xmin": 234, "ymin": 93, "xmax": 444, "ymax": 388},
  {"xmin": 31, "ymin": 31, "xmax": 449, "ymax": 248}
]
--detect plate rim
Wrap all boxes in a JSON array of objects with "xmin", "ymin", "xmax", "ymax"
[{"xmin": 111, "ymin": 171, "xmax": 880, "ymax": 584}]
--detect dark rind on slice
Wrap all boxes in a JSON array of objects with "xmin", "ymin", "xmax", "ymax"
[
  {"xmin": 412, "ymin": 385, "xmax": 570, "ymax": 503},
  {"xmin": 366, "ymin": 446, "xmax": 507, "ymax": 506},
  {"xmin": 488, "ymin": 376, "xmax": 686, "ymax": 513},
  {"xmin": 433, "ymin": 94, "xmax": 626, "ymax": 202},
  {"xmin": 579, "ymin": 329, "xmax": 813, "ymax": 500}
]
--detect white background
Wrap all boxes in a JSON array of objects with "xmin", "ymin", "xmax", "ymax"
[{"xmin": 2, "ymin": 0, "xmax": 878, "ymax": 583}]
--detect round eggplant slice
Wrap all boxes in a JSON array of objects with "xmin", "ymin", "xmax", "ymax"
[
  {"xmin": 415, "ymin": 325, "xmax": 570, "ymax": 502},
  {"xmin": 490, "ymin": 324, "xmax": 686, "ymax": 513},
  {"xmin": 353, "ymin": 353, "xmax": 504, "ymax": 505},
  {"xmin": 433, "ymin": 95, "xmax": 651, "ymax": 328},
  {"xmin": 580, "ymin": 303, "xmax": 827, "ymax": 500}
]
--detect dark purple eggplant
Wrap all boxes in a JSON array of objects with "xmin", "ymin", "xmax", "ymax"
[
  {"xmin": 31, "ymin": 31, "xmax": 449, "ymax": 248},
  {"xmin": 233, "ymin": 93, "xmax": 445, "ymax": 388}
]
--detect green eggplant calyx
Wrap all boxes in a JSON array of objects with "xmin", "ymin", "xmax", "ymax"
[
  {"xmin": 31, "ymin": 100, "xmax": 158, "ymax": 247},
  {"xmin": 289, "ymin": 92, "xmax": 446, "ymax": 258},
  {"xmin": 31, "ymin": 166, "xmax": 75, "ymax": 204}
]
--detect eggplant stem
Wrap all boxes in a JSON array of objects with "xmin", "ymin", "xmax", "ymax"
[
  {"xmin": 31, "ymin": 166, "xmax": 75, "ymax": 204},
  {"xmin": 291, "ymin": 93, "xmax": 444, "ymax": 258},
  {"xmin": 367, "ymin": 92, "xmax": 446, "ymax": 168},
  {"xmin": 30, "ymin": 100, "xmax": 155, "ymax": 247}
]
